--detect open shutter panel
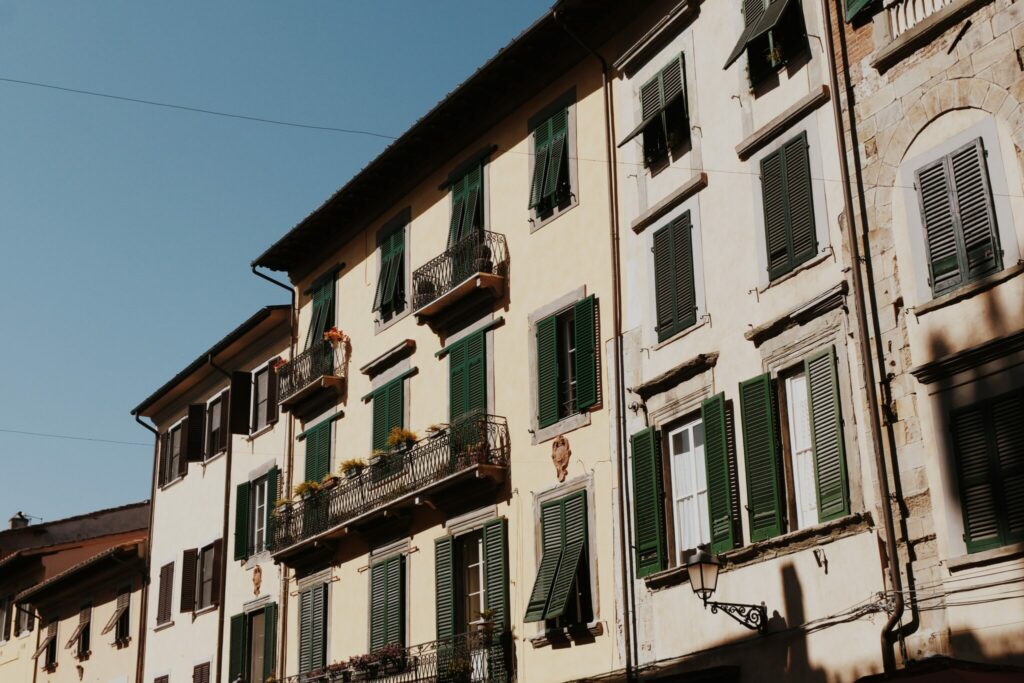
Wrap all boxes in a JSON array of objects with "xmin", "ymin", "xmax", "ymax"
[
  {"xmin": 466, "ymin": 331, "xmax": 487, "ymax": 418},
  {"xmin": 993, "ymin": 393, "xmax": 1024, "ymax": 544},
  {"xmin": 529, "ymin": 120, "xmax": 552, "ymax": 209},
  {"xmin": 952, "ymin": 405, "xmax": 1003, "ymax": 552},
  {"xmin": 574, "ymin": 295, "xmax": 598, "ymax": 411},
  {"xmin": 448, "ymin": 176, "xmax": 467, "ymax": 246},
  {"xmin": 384, "ymin": 229, "xmax": 405, "ymax": 311},
  {"xmin": 267, "ymin": 360, "xmax": 280, "ymax": 424},
  {"xmin": 298, "ymin": 589, "xmax": 313, "ymax": 673},
  {"xmin": 373, "ymin": 250, "xmax": 395, "ymax": 313},
  {"xmin": 230, "ymin": 371, "xmax": 253, "ymax": 435},
  {"xmin": 460, "ymin": 166, "xmax": 482, "ymax": 240},
  {"xmin": 546, "ymin": 491, "xmax": 588, "ymax": 620},
  {"xmin": 218, "ymin": 390, "xmax": 230, "ymax": 450},
  {"xmin": 266, "ymin": 467, "xmax": 279, "ymax": 548},
  {"xmin": 386, "ymin": 555, "xmax": 405, "ymax": 647},
  {"xmin": 536, "ymin": 315, "xmax": 560, "ymax": 429},
  {"xmin": 639, "ymin": 77, "xmax": 662, "ymax": 122},
  {"xmin": 784, "ymin": 132, "xmax": 817, "ymax": 267},
  {"xmin": 483, "ymin": 518, "xmax": 509, "ymax": 628},
  {"xmin": 740, "ymin": 374, "xmax": 785, "ymax": 541},
  {"xmin": 369, "ymin": 560, "xmax": 388, "ymax": 651},
  {"xmin": 372, "ymin": 389, "xmax": 389, "ymax": 452},
  {"xmin": 524, "ymin": 501, "xmax": 565, "ymax": 622},
  {"xmin": 631, "ymin": 428, "xmax": 667, "ymax": 578},
  {"xmin": 761, "ymin": 148, "xmax": 791, "ymax": 279},
  {"xmin": 228, "ymin": 613, "xmax": 246, "ymax": 683},
  {"xmin": 652, "ymin": 224, "xmax": 677, "ymax": 339},
  {"xmin": 805, "ymin": 347, "xmax": 850, "ymax": 522},
  {"xmin": 210, "ymin": 539, "xmax": 223, "ymax": 606},
  {"xmin": 702, "ymin": 393, "xmax": 739, "ymax": 553},
  {"xmin": 177, "ymin": 425, "xmax": 189, "ymax": 478},
  {"xmin": 157, "ymin": 563, "xmax": 173, "ymax": 624},
  {"xmin": 158, "ymin": 433, "xmax": 169, "ymax": 486},
  {"xmin": 542, "ymin": 110, "xmax": 568, "ymax": 203},
  {"xmin": 845, "ymin": 0, "xmax": 872, "ymax": 20},
  {"xmin": 305, "ymin": 286, "xmax": 325, "ymax": 351},
  {"xmin": 950, "ymin": 138, "xmax": 1001, "ymax": 280},
  {"xmin": 180, "ymin": 549, "xmax": 198, "ymax": 613},
  {"xmin": 263, "ymin": 602, "xmax": 278, "ymax": 680},
  {"xmin": 448, "ymin": 342, "xmax": 468, "ymax": 422},
  {"xmin": 916, "ymin": 158, "xmax": 963, "ymax": 294},
  {"xmin": 434, "ymin": 536, "xmax": 455, "ymax": 640},
  {"xmin": 234, "ymin": 481, "xmax": 251, "ymax": 561},
  {"xmin": 186, "ymin": 403, "xmax": 203, "ymax": 462}
]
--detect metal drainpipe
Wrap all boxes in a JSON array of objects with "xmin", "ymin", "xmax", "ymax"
[
  {"xmin": 820, "ymin": 0, "xmax": 905, "ymax": 671},
  {"xmin": 552, "ymin": 11, "xmax": 636, "ymax": 681},
  {"xmin": 252, "ymin": 264, "xmax": 298, "ymax": 679},
  {"xmin": 133, "ymin": 413, "xmax": 159, "ymax": 683},
  {"xmin": 208, "ymin": 356, "xmax": 233, "ymax": 683}
]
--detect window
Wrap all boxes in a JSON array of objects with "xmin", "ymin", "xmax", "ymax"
[
  {"xmin": 524, "ymin": 490, "xmax": 592, "ymax": 628},
  {"xmin": 33, "ymin": 621, "xmax": 57, "ymax": 669},
  {"xmin": 298, "ymin": 584, "xmax": 327, "ymax": 674},
  {"xmin": 156, "ymin": 677, "xmax": 169, "ymax": 683},
  {"xmin": 449, "ymin": 331, "xmax": 488, "ymax": 424},
  {"xmin": 373, "ymin": 222, "xmax": 406, "ymax": 322},
  {"xmin": 458, "ymin": 531, "xmax": 486, "ymax": 631},
  {"xmin": 652, "ymin": 212, "xmax": 697, "ymax": 342},
  {"xmin": 197, "ymin": 544, "xmax": 216, "ymax": 610},
  {"xmin": 101, "ymin": 586, "xmax": 131, "ymax": 643},
  {"xmin": 303, "ymin": 421, "xmax": 331, "ymax": 484},
  {"xmin": 305, "ymin": 276, "xmax": 336, "ymax": 350},
  {"xmin": 228, "ymin": 604, "xmax": 278, "ymax": 683},
  {"xmin": 760, "ymin": 132, "xmax": 816, "ymax": 280},
  {"xmin": 723, "ymin": 0, "xmax": 809, "ymax": 84},
  {"xmin": 620, "ymin": 55, "xmax": 688, "ymax": 168},
  {"xmin": 529, "ymin": 109, "xmax": 571, "ymax": 218},
  {"xmin": 159, "ymin": 423, "xmax": 184, "ymax": 486},
  {"xmin": 181, "ymin": 541, "xmax": 222, "ymax": 613},
  {"xmin": 369, "ymin": 555, "xmax": 405, "ymax": 650},
  {"xmin": 15, "ymin": 600, "xmax": 35, "ymax": 636},
  {"xmin": 0, "ymin": 595, "xmax": 11, "ymax": 642},
  {"xmin": 193, "ymin": 662, "xmax": 211, "ymax": 683},
  {"xmin": 669, "ymin": 419, "xmax": 709, "ymax": 559},
  {"xmin": 449, "ymin": 165, "xmax": 484, "ymax": 247},
  {"xmin": 206, "ymin": 392, "xmax": 228, "ymax": 458},
  {"xmin": 234, "ymin": 469, "xmax": 279, "ymax": 561},
  {"xmin": 536, "ymin": 296, "xmax": 598, "ymax": 429},
  {"xmin": 251, "ymin": 362, "xmax": 279, "ymax": 433},
  {"xmin": 156, "ymin": 563, "xmax": 173, "ymax": 625},
  {"xmin": 782, "ymin": 370, "xmax": 818, "ymax": 530},
  {"xmin": 371, "ymin": 378, "xmax": 405, "ymax": 452},
  {"xmin": 65, "ymin": 605, "xmax": 90, "ymax": 659},
  {"xmin": 950, "ymin": 389, "xmax": 1024, "ymax": 553},
  {"xmin": 915, "ymin": 137, "xmax": 1002, "ymax": 297},
  {"xmin": 845, "ymin": 0, "xmax": 872, "ymax": 22}
]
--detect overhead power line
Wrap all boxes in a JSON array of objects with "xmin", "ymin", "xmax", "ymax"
[
  {"xmin": 0, "ymin": 427, "xmax": 149, "ymax": 447},
  {"xmin": 0, "ymin": 75, "xmax": 399, "ymax": 140}
]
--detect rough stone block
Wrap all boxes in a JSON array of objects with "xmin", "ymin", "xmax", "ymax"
[
  {"xmin": 972, "ymin": 32, "xmax": 1014, "ymax": 73},
  {"xmin": 993, "ymin": 1, "xmax": 1024, "ymax": 37}
]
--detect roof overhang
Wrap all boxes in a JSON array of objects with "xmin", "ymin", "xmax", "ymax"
[{"xmin": 15, "ymin": 540, "xmax": 146, "ymax": 605}]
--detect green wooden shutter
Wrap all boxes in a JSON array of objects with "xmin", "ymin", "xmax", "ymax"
[
  {"xmin": 448, "ymin": 341, "xmax": 468, "ymax": 422},
  {"xmin": 744, "ymin": 0, "xmax": 767, "ymax": 29},
  {"xmin": 992, "ymin": 393, "xmax": 1024, "ymax": 545},
  {"xmin": 373, "ymin": 242, "xmax": 394, "ymax": 313},
  {"xmin": 542, "ymin": 110, "xmax": 569, "ymax": 204},
  {"xmin": 234, "ymin": 482, "xmax": 251, "ymax": 561},
  {"xmin": 462, "ymin": 166, "xmax": 483, "ymax": 239},
  {"xmin": 784, "ymin": 132, "xmax": 817, "ymax": 267},
  {"xmin": 370, "ymin": 556, "xmax": 405, "ymax": 650},
  {"xmin": 740, "ymin": 374, "xmax": 785, "ymax": 542},
  {"xmin": 387, "ymin": 555, "xmax": 405, "ymax": 646},
  {"xmin": 434, "ymin": 536, "xmax": 455, "ymax": 640},
  {"xmin": 702, "ymin": 393, "xmax": 739, "ymax": 553},
  {"xmin": 805, "ymin": 347, "xmax": 850, "ymax": 522},
  {"xmin": 574, "ymin": 295, "xmax": 598, "ymax": 411},
  {"xmin": 370, "ymin": 560, "xmax": 387, "ymax": 651},
  {"xmin": 228, "ymin": 613, "xmax": 246, "ymax": 683},
  {"xmin": 761, "ymin": 147, "xmax": 790, "ymax": 280},
  {"xmin": 483, "ymin": 518, "xmax": 509, "ymax": 681},
  {"xmin": 448, "ymin": 175, "xmax": 467, "ymax": 247},
  {"xmin": 466, "ymin": 332, "xmax": 487, "ymax": 418},
  {"xmin": 652, "ymin": 224, "xmax": 677, "ymax": 339},
  {"xmin": 303, "ymin": 422, "xmax": 330, "ymax": 483},
  {"xmin": 263, "ymin": 602, "xmax": 278, "ymax": 679},
  {"xmin": 310, "ymin": 584, "xmax": 326, "ymax": 672},
  {"xmin": 546, "ymin": 491, "xmax": 588, "ymax": 620},
  {"xmin": 631, "ymin": 427, "xmax": 667, "ymax": 577},
  {"xmin": 952, "ymin": 405, "xmax": 1003, "ymax": 552},
  {"xmin": 845, "ymin": 0, "xmax": 873, "ymax": 22},
  {"xmin": 298, "ymin": 589, "xmax": 313, "ymax": 673},
  {"xmin": 653, "ymin": 213, "xmax": 696, "ymax": 342},
  {"xmin": 916, "ymin": 157, "xmax": 963, "ymax": 294},
  {"xmin": 524, "ymin": 501, "xmax": 565, "ymax": 622},
  {"xmin": 536, "ymin": 315, "xmax": 560, "ymax": 429},
  {"xmin": 266, "ymin": 467, "xmax": 279, "ymax": 549},
  {"xmin": 529, "ymin": 120, "xmax": 552, "ymax": 209},
  {"xmin": 372, "ymin": 387, "xmax": 388, "ymax": 452},
  {"xmin": 382, "ymin": 228, "xmax": 405, "ymax": 313},
  {"xmin": 388, "ymin": 379, "xmax": 404, "ymax": 442},
  {"xmin": 306, "ymin": 279, "xmax": 335, "ymax": 350},
  {"xmin": 950, "ymin": 138, "xmax": 1001, "ymax": 281}
]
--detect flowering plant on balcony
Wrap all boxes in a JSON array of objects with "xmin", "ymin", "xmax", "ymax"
[
  {"xmin": 346, "ymin": 653, "xmax": 378, "ymax": 672},
  {"xmin": 270, "ymin": 357, "xmax": 288, "ymax": 372},
  {"xmin": 386, "ymin": 427, "xmax": 419, "ymax": 449},
  {"xmin": 323, "ymin": 326, "xmax": 349, "ymax": 348},
  {"xmin": 338, "ymin": 459, "xmax": 367, "ymax": 479},
  {"xmin": 292, "ymin": 480, "xmax": 322, "ymax": 498}
]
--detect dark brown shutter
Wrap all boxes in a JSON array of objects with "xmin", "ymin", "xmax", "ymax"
[
  {"xmin": 157, "ymin": 433, "xmax": 169, "ymax": 486},
  {"xmin": 267, "ymin": 358, "xmax": 280, "ymax": 425},
  {"xmin": 218, "ymin": 390, "xmax": 230, "ymax": 451},
  {"xmin": 193, "ymin": 662, "xmax": 210, "ymax": 683},
  {"xmin": 210, "ymin": 539, "xmax": 223, "ymax": 607},
  {"xmin": 230, "ymin": 371, "xmax": 252, "ymax": 435},
  {"xmin": 186, "ymin": 404, "xmax": 206, "ymax": 461},
  {"xmin": 177, "ymin": 424, "xmax": 189, "ymax": 479},
  {"xmin": 180, "ymin": 549, "xmax": 198, "ymax": 613},
  {"xmin": 157, "ymin": 563, "xmax": 173, "ymax": 624}
]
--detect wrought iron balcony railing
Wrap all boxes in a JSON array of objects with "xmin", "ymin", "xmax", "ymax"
[
  {"xmin": 277, "ymin": 339, "xmax": 347, "ymax": 407},
  {"xmin": 412, "ymin": 230, "xmax": 509, "ymax": 313},
  {"xmin": 271, "ymin": 414, "xmax": 509, "ymax": 553},
  {"xmin": 283, "ymin": 629, "xmax": 511, "ymax": 683}
]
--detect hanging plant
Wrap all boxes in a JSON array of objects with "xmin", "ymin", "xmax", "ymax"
[{"xmin": 323, "ymin": 326, "xmax": 349, "ymax": 347}]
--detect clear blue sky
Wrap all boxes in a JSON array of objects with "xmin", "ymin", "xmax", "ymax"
[{"xmin": 0, "ymin": 1, "xmax": 550, "ymax": 524}]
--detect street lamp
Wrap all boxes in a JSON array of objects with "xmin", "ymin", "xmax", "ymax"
[{"xmin": 685, "ymin": 548, "xmax": 767, "ymax": 634}]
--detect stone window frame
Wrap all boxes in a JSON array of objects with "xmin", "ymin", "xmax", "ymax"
[
  {"xmin": 374, "ymin": 208, "xmax": 413, "ymax": 334},
  {"xmin": 527, "ymin": 88, "xmax": 580, "ymax": 232}
]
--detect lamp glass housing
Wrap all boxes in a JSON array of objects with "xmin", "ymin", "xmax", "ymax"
[{"xmin": 685, "ymin": 549, "xmax": 720, "ymax": 603}]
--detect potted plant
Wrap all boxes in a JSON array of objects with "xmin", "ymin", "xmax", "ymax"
[
  {"xmin": 272, "ymin": 499, "xmax": 291, "ymax": 514},
  {"xmin": 270, "ymin": 357, "xmax": 288, "ymax": 372},
  {"xmin": 472, "ymin": 242, "xmax": 494, "ymax": 274},
  {"xmin": 386, "ymin": 427, "xmax": 418, "ymax": 451},
  {"xmin": 376, "ymin": 643, "xmax": 408, "ymax": 674},
  {"xmin": 348, "ymin": 653, "xmax": 379, "ymax": 679},
  {"xmin": 326, "ymin": 661, "xmax": 351, "ymax": 682},
  {"xmin": 293, "ymin": 480, "xmax": 322, "ymax": 499},
  {"xmin": 416, "ymin": 279, "xmax": 436, "ymax": 303},
  {"xmin": 426, "ymin": 423, "xmax": 447, "ymax": 438},
  {"xmin": 323, "ymin": 326, "xmax": 348, "ymax": 347},
  {"xmin": 339, "ymin": 459, "xmax": 367, "ymax": 480},
  {"xmin": 445, "ymin": 657, "xmax": 473, "ymax": 683},
  {"xmin": 321, "ymin": 472, "xmax": 342, "ymax": 490}
]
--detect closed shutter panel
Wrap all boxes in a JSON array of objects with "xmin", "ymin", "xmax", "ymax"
[
  {"xmin": 546, "ymin": 491, "xmax": 588, "ymax": 620},
  {"xmin": 640, "ymin": 77, "xmax": 662, "ymax": 121},
  {"xmin": 631, "ymin": 428, "xmax": 667, "ymax": 578},
  {"xmin": 483, "ymin": 518, "xmax": 510, "ymax": 682},
  {"xmin": 310, "ymin": 584, "xmax": 326, "ymax": 672},
  {"xmin": 230, "ymin": 372, "xmax": 253, "ymax": 435},
  {"xmin": 448, "ymin": 342, "xmax": 468, "ymax": 422},
  {"xmin": 740, "ymin": 374, "xmax": 784, "ymax": 541},
  {"xmin": 805, "ymin": 347, "xmax": 850, "ymax": 522},
  {"xmin": 993, "ymin": 394, "xmax": 1024, "ymax": 543},
  {"xmin": 574, "ymin": 295, "xmax": 598, "ymax": 411},
  {"xmin": 372, "ymin": 389, "xmax": 389, "ymax": 452},
  {"xmin": 186, "ymin": 404, "xmax": 205, "ymax": 461},
  {"xmin": 784, "ymin": 132, "xmax": 817, "ymax": 268},
  {"xmin": 953, "ymin": 405, "xmax": 1003, "ymax": 552},
  {"xmin": 434, "ymin": 536, "xmax": 455, "ymax": 641},
  {"xmin": 702, "ymin": 393, "xmax": 739, "ymax": 553},
  {"xmin": 950, "ymin": 138, "xmax": 1001, "ymax": 281},
  {"xmin": 761, "ymin": 147, "xmax": 790, "ymax": 279},
  {"xmin": 542, "ymin": 110, "xmax": 568, "ymax": 203},
  {"xmin": 234, "ymin": 481, "xmax": 251, "ymax": 561},
  {"xmin": 193, "ymin": 663, "xmax": 210, "ymax": 683},
  {"xmin": 298, "ymin": 588, "xmax": 313, "ymax": 674},
  {"xmin": 524, "ymin": 501, "xmax": 565, "ymax": 623},
  {"xmin": 386, "ymin": 555, "xmax": 405, "ymax": 647},
  {"xmin": 180, "ymin": 549, "xmax": 197, "ymax": 613},
  {"xmin": 652, "ymin": 224, "xmax": 677, "ymax": 339},
  {"xmin": 536, "ymin": 315, "xmax": 560, "ymax": 429},
  {"xmin": 672, "ymin": 213, "xmax": 697, "ymax": 330},
  {"xmin": 266, "ymin": 467, "xmax": 279, "ymax": 544},
  {"xmin": 916, "ymin": 158, "xmax": 963, "ymax": 294},
  {"xmin": 466, "ymin": 332, "xmax": 487, "ymax": 418},
  {"xmin": 157, "ymin": 563, "xmax": 173, "ymax": 624},
  {"xmin": 228, "ymin": 613, "xmax": 246, "ymax": 683},
  {"xmin": 370, "ymin": 560, "xmax": 386, "ymax": 651},
  {"xmin": 304, "ymin": 422, "xmax": 331, "ymax": 483},
  {"xmin": 263, "ymin": 602, "xmax": 278, "ymax": 679},
  {"xmin": 529, "ymin": 121, "xmax": 552, "ymax": 209},
  {"xmin": 388, "ymin": 379, "xmax": 404, "ymax": 443}
]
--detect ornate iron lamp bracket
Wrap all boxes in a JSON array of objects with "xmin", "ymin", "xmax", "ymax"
[{"xmin": 706, "ymin": 600, "xmax": 767, "ymax": 634}]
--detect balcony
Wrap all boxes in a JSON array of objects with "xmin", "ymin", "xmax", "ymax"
[
  {"xmin": 271, "ymin": 414, "xmax": 509, "ymax": 561},
  {"xmin": 887, "ymin": 0, "xmax": 953, "ymax": 38},
  {"xmin": 412, "ymin": 231, "xmax": 508, "ymax": 329},
  {"xmin": 872, "ymin": 0, "xmax": 986, "ymax": 71},
  {"xmin": 278, "ymin": 340, "xmax": 347, "ymax": 412},
  {"xmin": 284, "ymin": 630, "xmax": 512, "ymax": 683}
]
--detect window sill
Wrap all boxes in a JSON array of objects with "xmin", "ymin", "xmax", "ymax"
[
  {"xmin": 631, "ymin": 173, "xmax": 708, "ymax": 235},
  {"xmin": 530, "ymin": 197, "xmax": 579, "ymax": 234},
  {"xmin": 653, "ymin": 318, "xmax": 708, "ymax": 351},
  {"xmin": 870, "ymin": 0, "xmax": 992, "ymax": 72},
  {"xmin": 243, "ymin": 550, "xmax": 271, "ymax": 570},
  {"xmin": 246, "ymin": 423, "xmax": 276, "ymax": 442},
  {"xmin": 529, "ymin": 620, "xmax": 604, "ymax": 648},
  {"xmin": 374, "ymin": 306, "xmax": 412, "ymax": 336},
  {"xmin": 756, "ymin": 248, "xmax": 833, "ymax": 295},
  {"xmin": 643, "ymin": 512, "xmax": 872, "ymax": 591},
  {"xmin": 736, "ymin": 85, "xmax": 830, "ymax": 161},
  {"xmin": 159, "ymin": 476, "xmax": 184, "ymax": 492},
  {"xmin": 910, "ymin": 262, "xmax": 1024, "ymax": 318},
  {"xmin": 203, "ymin": 450, "xmax": 226, "ymax": 467},
  {"xmin": 192, "ymin": 604, "xmax": 218, "ymax": 619},
  {"xmin": 153, "ymin": 620, "xmax": 174, "ymax": 633},
  {"xmin": 113, "ymin": 637, "xmax": 131, "ymax": 649},
  {"xmin": 532, "ymin": 411, "xmax": 591, "ymax": 446},
  {"xmin": 946, "ymin": 542, "xmax": 1024, "ymax": 573}
]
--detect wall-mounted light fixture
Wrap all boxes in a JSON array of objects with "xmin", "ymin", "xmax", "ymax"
[{"xmin": 685, "ymin": 549, "xmax": 767, "ymax": 634}]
